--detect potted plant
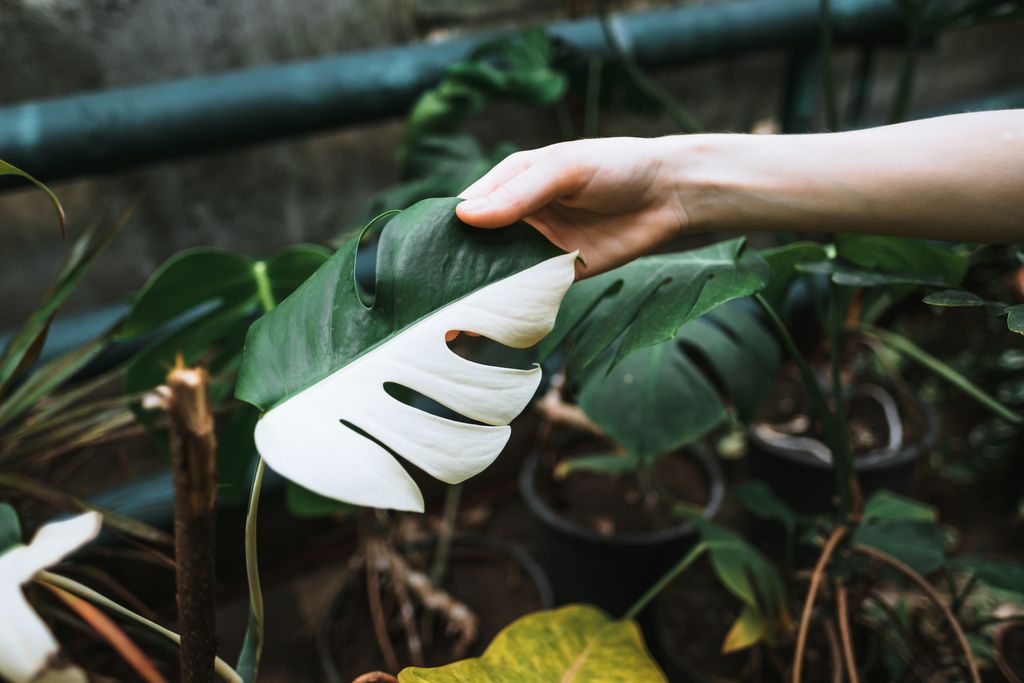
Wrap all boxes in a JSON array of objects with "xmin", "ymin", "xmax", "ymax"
[{"xmin": 518, "ymin": 239, "xmax": 772, "ymax": 619}]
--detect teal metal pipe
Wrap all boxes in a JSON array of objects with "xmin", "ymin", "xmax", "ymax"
[{"xmin": 0, "ymin": 0, "xmax": 903, "ymax": 187}]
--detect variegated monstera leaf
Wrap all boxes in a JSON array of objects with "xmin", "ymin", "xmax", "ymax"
[{"xmin": 236, "ymin": 198, "xmax": 575, "ymax": 512}]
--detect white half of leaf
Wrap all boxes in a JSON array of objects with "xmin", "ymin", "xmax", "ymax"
[
  {"xmin": 255, "ymin": 251, "xmax": 577, "ymax": 512},
  {"xmin": 0, "ymin": 512, "xmax": 101, "ymax": 683}
]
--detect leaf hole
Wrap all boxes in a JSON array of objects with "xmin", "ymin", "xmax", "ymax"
[
  {"xmin": 444, "ymin": 332, "xmax": 534, "ymax": 370},
  {"xmin": 382, "ymin": 382, "xmax": 489, "ymax": 426}
]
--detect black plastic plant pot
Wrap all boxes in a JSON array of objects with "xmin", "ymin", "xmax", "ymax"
[
  {"xmin": 747, "ymin": 388, "xmax": 938, "ymax": 516},
  {"xmin": 317, "ymin": 533, "xmax": 553, "ymax": 681},
  {"xmin": 519, "ymin": 447, "xmax": 725, "ymax": 622}
]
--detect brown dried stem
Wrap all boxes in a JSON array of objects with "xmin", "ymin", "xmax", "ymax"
[
  {"xmin": 823, "ymin": 619, "xmax": 843, "ymax": 683},
  {"xmin": 854, "ymin": 544, "xmax": 981, "ymax": 683},
  {"xmin": 835, "ymin": 582, "xmax": 861, "ymax": 683},
  {"xmin": 163, "ymin": 360, "xmax": 218, "ymax": 682},
  {"xmin": 792, "ymin": 526, "xmax": 848, "ymax": 683},
  {"xmin": 365, "ymin": 541, "xmax": 400, "ymax": 673}
]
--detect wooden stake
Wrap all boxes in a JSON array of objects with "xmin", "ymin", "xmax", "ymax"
[{"xmin": 164, "ymin": 358, "xmax": 218, "ymax": 682}]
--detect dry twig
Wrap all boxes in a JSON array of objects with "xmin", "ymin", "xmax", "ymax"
[
  {"xmin": 793, "ymin": 526, "xmax": 848, "ymax": 683},
  {"xmin": 855, "ymin": 544, "xmax": 981, "ymax": 683},
  {"xmin": 835, "ymin": 582, "xmax": 861, "ymax": 683}
]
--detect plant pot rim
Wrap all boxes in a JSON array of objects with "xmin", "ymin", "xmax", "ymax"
[
  {"xmin": 748, "ymin": 385, "xmax": 939, "ymax": 472},
  {"xmin": 519, "ymin": 445, "xmax": 725, "ymax": 547}
]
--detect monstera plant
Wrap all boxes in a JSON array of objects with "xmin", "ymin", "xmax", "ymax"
[
  {"xmin": 236, "ymin": 197, "xmax": 575, "ymax": 511},
  {"xmin": 228, "ymin": 196, "xmax": 575, "ymax": 677}
]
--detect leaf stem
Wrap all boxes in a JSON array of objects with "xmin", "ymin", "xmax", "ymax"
[
  {"xmin": 623, "ymin": 541, "xmax": 707, "ymax": 620},
  {"xmin": 238, "ymin": 457, "xmax": 266, "ymax": 681},
  {"xmin": 37, "ymin": 571, "xmax": 243, "ymax": 683},
  {"xmin": 430, "ymin": 483, "xmax": 462, "ymax": 586},
  {"xmin": 826, "ymin": 284, "xmax": 858, "ymax": 516},
  {"xmin": 237, "ymin": 264, "xmax": 278, "ymax": 680},
  {"xmin": 253, "ymin": 261, "xmax": 276, "ymax": 314},
  {"xmin": 859, "ymin": 324, "xmax": 1023, "ymax": 424}
]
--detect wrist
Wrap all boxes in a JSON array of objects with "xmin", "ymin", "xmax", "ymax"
[{"xmin": 658, "ymin": 133, "xmax": 762, "ymax": 234}]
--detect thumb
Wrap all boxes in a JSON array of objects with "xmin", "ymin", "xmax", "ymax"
[{"xmin": 456, "ymin": 164, "xmax": 572, "ymax": 228}]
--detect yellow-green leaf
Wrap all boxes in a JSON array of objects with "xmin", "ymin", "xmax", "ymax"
[
  {"xmin": 398, "ymin": 604, "xmax": 666, "ymax": 682},
  {"xmin": 721, "ymin": 605, "xmax": 765, "ymax": 653}
]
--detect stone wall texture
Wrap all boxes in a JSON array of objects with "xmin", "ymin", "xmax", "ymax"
[{"xmin": 1, "ymin": 0, "xmax": 1023, "ymax": 327}]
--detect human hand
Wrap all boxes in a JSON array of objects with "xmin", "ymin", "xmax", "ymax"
[{"xmin": 456, "ymin": 137, "xmax": 691, "ymax": 278}]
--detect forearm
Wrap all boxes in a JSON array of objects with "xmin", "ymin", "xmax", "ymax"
[{"xmin": 675, "ymin": 111, "xmax": 1024, "ymax": 244}]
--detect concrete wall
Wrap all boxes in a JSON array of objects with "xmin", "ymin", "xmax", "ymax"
[{"xmin": 1, "ymin": 0, "xmax": 1022, "ymax": 327}]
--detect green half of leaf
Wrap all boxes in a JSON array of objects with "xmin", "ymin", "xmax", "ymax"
[{"xmin": 540, "ymin": 238, "xmax": 768, "ymax": 379}]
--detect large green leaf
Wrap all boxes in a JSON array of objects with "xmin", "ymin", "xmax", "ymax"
[
  {"xmin": 123, "ymin": 244, "xmax": 330, "ymax": 396},
  {"xmin": 237, "ymin": 198, "xmax": 560, "ymax": 411},
  {"xmin": 576, "ymin": 303, "xmax": 777, "ymax": 461},
  {"xmin": 0, "ymin": 159, "xmax": 65, "ymax": 236},
  {"xmin": 678, "ymin": 304, "xmax": 779, "ymax": 422},
  {"xmin": 539, "ymin": 238, "xmax": 768, "ymax": 378},
  {"xmin": 235, "ymin": 197, "xmax": 574, "ymax": 511},
  {"xmin": 579, "ymin": 336, "xmax": 722, "ymax": 462},
  {"xmin": 398, "ymin": 604, "xmax": 665, "ymax": 682},
  {"xmin": 835, "ymin": 235, "xmax": 968, "ymax": 286}
]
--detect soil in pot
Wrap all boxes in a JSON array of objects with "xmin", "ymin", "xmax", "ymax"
[
  {"xmin": 749, "ymin": 369, "xmax": 936, "ymax": 517},
  {"xmin": 536, "ymin": 435, "xmax": 711, "ymax": 536},
  {"xmin": 522, "ymin": 432, "xmax": 723, "ymax": 621},
  {"xmin": 322, "ymin": 537, "xmax": 550, "ymax": 680}
]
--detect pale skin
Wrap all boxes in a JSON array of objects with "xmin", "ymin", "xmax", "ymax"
[{"xmin": 455, "ymin": 110, "xmax": 1024, "ymax": 279}]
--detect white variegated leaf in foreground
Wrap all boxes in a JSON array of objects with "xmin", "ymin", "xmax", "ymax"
[
  {"xmin": 254, "ymin": 251, "xmax": 576, "ymax": 511},
  {"xmin": 0, "ymin": 511, "xmax": 101, "ymax": 683},
  {"xmin": 236, "ymin": 198, "xmax": 576, "ymax": 512}
]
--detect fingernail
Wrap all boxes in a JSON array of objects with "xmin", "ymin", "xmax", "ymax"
[{"xmin": 458, "ymin": 198, "xmax": 489, "ymax": 213}]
